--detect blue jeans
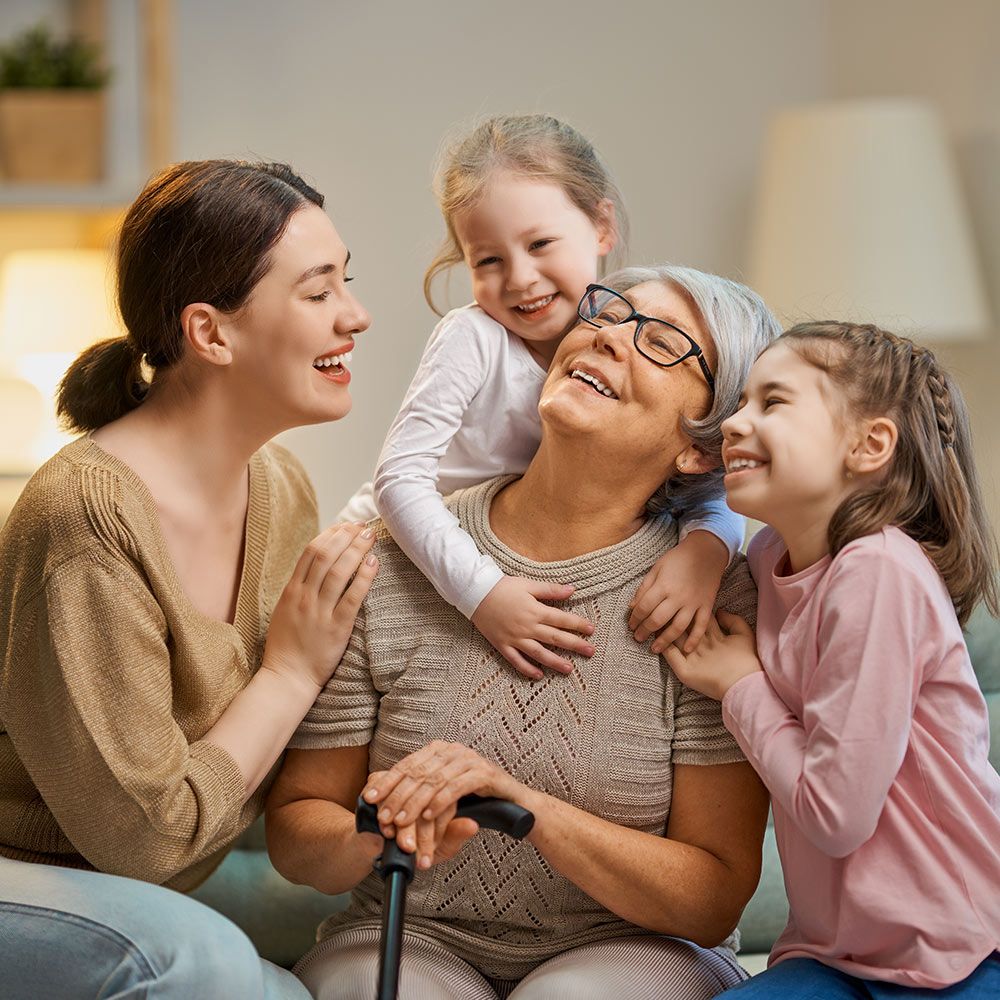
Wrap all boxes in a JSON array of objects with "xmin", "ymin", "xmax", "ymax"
[
  {"xmin": 724, "ymin": 954, "xmax": 1000, "ymax": 999},
  {"xmin": 0, "ymin": 855, "xmax": 310, "ymax": 999}
]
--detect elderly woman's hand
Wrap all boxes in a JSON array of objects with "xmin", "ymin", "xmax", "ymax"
[
  {"xmin": 361, "ymin": 741, "xmax": 526, "ymax": 869},
  {"xmin": 663, "ymin": 611, "xmax": 763, "ymax": 701}
]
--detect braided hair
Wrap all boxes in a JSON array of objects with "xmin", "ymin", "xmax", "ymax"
[{"xmin": 778, "ymin": 322, "xmax": 998, "ymax": 625}]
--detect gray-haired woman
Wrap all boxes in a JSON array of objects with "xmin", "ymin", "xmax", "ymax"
[{"xmin": 267, "ymin": 266, "xmax": 779, "ymax": 1000}]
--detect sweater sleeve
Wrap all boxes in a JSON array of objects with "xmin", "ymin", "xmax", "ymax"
[
  {"xmin": 676, "ymin": 496, "xmax": 745, "ymax": 561},
  {"xmin": 289, "ymin": 603, "xmax": 378, "ymax": 749},
  {"xmin": 721, "ymin": 546, "xmax": 929, "ymax": 858},
  {"xmin": 1, "ymin": 551, "xmax": 246, "ymax": 884},
  {"xmin": 374, "ymin": 313, "xmax": 504, "ymax": 618}
]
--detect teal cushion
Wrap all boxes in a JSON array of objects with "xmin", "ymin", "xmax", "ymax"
[{"xmin": 191, "ymin": 825, "xmax": 348, "ymax": 969}]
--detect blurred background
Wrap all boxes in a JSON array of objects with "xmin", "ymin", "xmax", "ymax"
[{"xmin": 0, "ymin": 0, "xmax": 997, "ymax": 533}]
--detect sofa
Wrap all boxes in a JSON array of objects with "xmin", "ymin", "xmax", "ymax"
[{"xmin": 192, "ymin": 603, "xmax": 1000, "ymax": 973}]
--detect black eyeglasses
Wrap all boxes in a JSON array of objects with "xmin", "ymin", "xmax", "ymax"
[{"xmin": 577, "ymin": 284, "xmax": 715, "ymax": 394}]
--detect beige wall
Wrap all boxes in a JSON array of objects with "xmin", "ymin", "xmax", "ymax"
[
  {"xmin": 8, "ymin": 1, "xmax": 993, "ymax": 532},
  {"xmin": 829, "ymin": 0, "xmax": 1000, "ymax": 530},
  {"xmin": 173, "ymin": 0, "xmax": 832, "ymax": 521}
]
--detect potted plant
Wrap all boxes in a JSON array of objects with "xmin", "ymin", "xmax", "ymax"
[{"xmin": 0, "ymin": 24, "xmax": 110, "ymax": 183}]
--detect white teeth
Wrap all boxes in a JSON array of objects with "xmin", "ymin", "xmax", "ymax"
[
  {"xmin": 516, "ymin": 294, "xmax": 555, "ymax": 313},
  {"xmin": 571, "ymin": 369, "xmax": 617, "ymax": 398},
  {"xmin": 314, "ymin": 351, "xmax": 352, "ymax": 368},
  {"xmin": 726, "ymin": 457, "xmax": 765, "ymax": 472}
]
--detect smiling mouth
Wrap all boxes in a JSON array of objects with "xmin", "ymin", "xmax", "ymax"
[
  {"xmin": 313, "ymin": 350, "xmax": 352, "ymax": 372},
  {"xmin": 570, "ymin": 369, "xmax": 618, "ymax": 398},
  {"xmin": 725, "ymin": 457, "xmax": 767, "ymax": 473},
  {"xmin": 515, "ymin": 294, "xmax": 557, "ymax": 315}
]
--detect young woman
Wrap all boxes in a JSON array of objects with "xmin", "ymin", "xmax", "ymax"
[{"xmin": 0, "ymin": 159, "xmax": 376, "ymax": 999}]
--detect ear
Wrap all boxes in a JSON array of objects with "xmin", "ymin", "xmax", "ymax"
[
  {"xmin": 595, "ymin": 198, "xmax": 617, "ymax": 258},
  {"xmin": 674, "ymin": 442, "xmax": 719, "ymax": 476},
  {"xmin": 847, "ymin": 416, "xmax": 897, "ymax": 477},
  {"xmin": 180, "ymin": 302, "xmax": 233, "ymax": 368}
]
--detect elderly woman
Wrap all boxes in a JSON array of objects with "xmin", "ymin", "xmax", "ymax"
[{"xmin": 266, "ymin": 266, "xmax": 779, "ymax": 1000}]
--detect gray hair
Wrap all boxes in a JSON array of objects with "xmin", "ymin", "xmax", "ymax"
[{"xmin": 603, "ymin": 264, "xmax": 781, "ymax": 515}]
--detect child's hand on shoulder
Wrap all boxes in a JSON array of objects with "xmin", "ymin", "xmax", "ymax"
[
  {"xmin": 664, "ymin": 611, "xmax": 762, "ymax": 701},
  {"xmin": 629, "ymin": 530, "xmax": 729, "ymax": 653},
  {"xmin": 471, "ymin": 575, "xmax": 595, "ymax": 681}
]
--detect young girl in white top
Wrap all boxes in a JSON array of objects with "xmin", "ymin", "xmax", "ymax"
[
  {"xmin": 343, "ymin": 114, "xmax": 745, "ymax": 678},
  {"xmin": 667, "ymin": 323, "xmax": 1000, "ymax": 997}
]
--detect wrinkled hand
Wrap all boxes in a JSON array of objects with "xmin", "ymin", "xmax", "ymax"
[
  {"xmin": 629, "ymin": 531, "xmax": 728, "ymax": 653},
  {"xmin": 264, "ymin": 522, "xmax": 378, "ymax": 689},
  {"xmin": 472, "ymin": 575, "xmax": 595, "ymax": 680},
  {"xmin": 361, "ymin": 741, "xmax": 525, "ymax": 869},
  {"xmin": 663, "ymin": 611, "xmax": 762, "ymax": 701}
]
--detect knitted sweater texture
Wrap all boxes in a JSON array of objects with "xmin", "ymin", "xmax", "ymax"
[
  {"xmin": 0, "ymin": 437, "xmax": 317, "ymax": 890},
  {"xmin": 292, "ymin": 476, "xmax": 757, "ymax": 980}
]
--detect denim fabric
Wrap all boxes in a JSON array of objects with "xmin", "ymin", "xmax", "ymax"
[
  {"xmin": 0, "ymin": 855, "xmax": 310, "ymax": 999},
  {"xmin": 724, "ymin": 954, "xmax": 1000, "ymax": 999}
]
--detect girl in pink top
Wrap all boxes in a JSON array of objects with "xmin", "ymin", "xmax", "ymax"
[{"xmin": 667, "ymin": 322, "xmax": 1000, "ymax": 997}]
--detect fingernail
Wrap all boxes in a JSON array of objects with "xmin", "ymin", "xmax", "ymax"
[
  {"xmin": 422, "ymin": 809, "xmax": 433, "ymax": 820},
  {"xmin": 361, "ymin": 527, "xmax": 374, "ymax": 538},
  {"xmin": 396, "ymin": 811, "xmax": 407, "ymax": 822},
  {"xmin": 366, "ymin": 554, "xmax": 377, "ymax": 565},
  {"xmin": 378, "ymin": 809, "xmax": 390, "ymax": 822},
  {"xmin": 420, "ymin": 854, "xmax": 431, "ymax": 868},
  {"xmin": 364, "ymin": 788, "xmax": 378, "ymax": 801}
]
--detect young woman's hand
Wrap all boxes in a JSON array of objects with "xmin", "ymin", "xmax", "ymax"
[
  {"xmin": 628, "ymin": 530, "xmax": 729, "ymax": 653},
  {"xmin": 471, "ymin": 575, "xmax": 595, "ymax": 680},
  {"xmin": 663, "ymin": 611, "xmax": 762, "ymax": 701},
  {"xmin": 360, "ymin": 741, "xmax": 526, "ymax": 870},
  {"xmin": 263, "ymin": 522, "xmax": 378, "ymax": 690}
]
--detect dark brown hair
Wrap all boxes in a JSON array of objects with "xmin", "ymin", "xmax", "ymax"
[
  {"xmin": 780, "ymin": 321, "xmax": 999, "ymax": 625},
  {"xmin": 57, "ymin": 160, "xmax": 323, "ymax": 433}
]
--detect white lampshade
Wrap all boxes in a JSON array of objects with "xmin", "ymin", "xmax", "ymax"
[{"xmin": 748, "ymin": 99, "xmax": 990, "ymax": 341}]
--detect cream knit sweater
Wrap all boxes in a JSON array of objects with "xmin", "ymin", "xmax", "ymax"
[
  {"xmin": 0, "ymin": 437, "xmax": 317, "ymax": 891},
  {"xmin": 292, "ymin": 476, "xmax": 757, "ymax": 981}
]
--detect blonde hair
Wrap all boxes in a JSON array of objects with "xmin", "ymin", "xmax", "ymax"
[
  {"xmin": 780, "ymin": 322, "xmax": 999, "ymax": 625},
  {"xmin": 423, "ymin": 114, "xmax": 629, "ymax": 314}
]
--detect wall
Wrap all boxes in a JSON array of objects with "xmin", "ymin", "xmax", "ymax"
[
  {"xmin": 829, "ymin": 0, "xmax": 1000, "ymax": 529},
  {"xmin": 174, "ymin": 0, "xmax": 831, "ymax": 521}
]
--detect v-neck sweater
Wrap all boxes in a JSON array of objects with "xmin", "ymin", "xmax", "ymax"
[
  {"xmin": 0, "ymin": 436, "xmax": 317, "ymax": 890},
  {"xmin": 292, "ymin": 476, "xmax": 758, "ymax": 981}
]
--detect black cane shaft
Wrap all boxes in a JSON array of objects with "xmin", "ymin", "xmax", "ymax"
[{"xmin": 377, "ymin": 869, "xmax": 408, "ymax": 1000}]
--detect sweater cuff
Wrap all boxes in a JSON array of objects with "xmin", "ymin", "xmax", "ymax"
[
  {"xmin": 188, "ymin": 740, "xmax": 247, "ymax": 821},
  {"xmin": 721, "ymin": 670, "xmax": 778, "ymax": 750}
]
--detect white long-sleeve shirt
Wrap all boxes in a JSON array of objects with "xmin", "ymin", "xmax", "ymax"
[{"xmin": 341, "ymin": 304, "xmax": 744, "ymax": 618}]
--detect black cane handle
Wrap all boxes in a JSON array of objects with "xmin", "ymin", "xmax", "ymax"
[{"xmin": 355, "ymin": 793, "xmax": 534, "ymax": 840}]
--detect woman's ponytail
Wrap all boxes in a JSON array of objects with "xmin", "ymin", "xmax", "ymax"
[{"xmin": 57, "ymin": 337, "xmax": 148, "ymax": 434}]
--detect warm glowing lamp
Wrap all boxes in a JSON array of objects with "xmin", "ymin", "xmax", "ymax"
[
  {"xmin": 0, "ymin": 249, "xmax": 122, "ymax": 464},
  {"xmin": 748, "ymin": 99, "xmax": 990, "ymax": 340}
]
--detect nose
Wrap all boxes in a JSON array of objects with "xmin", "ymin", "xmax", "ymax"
[
  {"xmin": 590, "ymin": 319, "xmax": 631, "ymax": 360},
  {"xmin": 337, "ymin": 288, "xmax": 371, "ymax": 337},
  {"xmin": 505, "ymin": 252, "xmax": 538, "ymax": 294},
  {"xmin": 721, "ymin": 405, "xmax": 751, "ymax": 442}
]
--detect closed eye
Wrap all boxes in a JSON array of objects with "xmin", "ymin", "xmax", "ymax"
[
  {"xmin": 474, "ymin": 255, "xmax": 501, "ymax": 268},
  {"xmin": 762, "ymin": 397, "xmax": 785, "ymax": 410},
  {"xmin": 529, "ymin": 238, "xmax": 555, "ymax": 251},
  {"xmin": 307, "ymin": 291, "xmax": 331, "ymax": 302}
]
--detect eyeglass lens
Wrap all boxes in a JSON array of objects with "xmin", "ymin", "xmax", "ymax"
[{"xmin": 581, "ymin": 287, "xmax": 691, "ymax": 364}]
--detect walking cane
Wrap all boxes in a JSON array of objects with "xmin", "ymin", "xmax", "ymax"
[{"xmin": 355, "ymin": 792, "xmax": 535, "ymax": 1000}]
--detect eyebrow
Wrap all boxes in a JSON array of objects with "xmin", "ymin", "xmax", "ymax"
[
  {"xmin": 759, "ymin": 380, "xmax": 795, "ymax": 394},
  {"xmin": 294, "ymin": 251, "xmax": 350, "ymax": 285}
]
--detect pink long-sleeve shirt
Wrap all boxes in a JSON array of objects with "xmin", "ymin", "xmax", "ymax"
[{"xmin": 722, "ymin": 525, "xmax": 1000, "ymax": 988}]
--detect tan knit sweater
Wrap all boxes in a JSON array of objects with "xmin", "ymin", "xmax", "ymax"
[
  {"xmin": 0, "ymin": 437, "xmax": 317, "ymax": 890},
  {"xmin": 292, "ymin": 476, "xmax": 757, "ymax": 981}
]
